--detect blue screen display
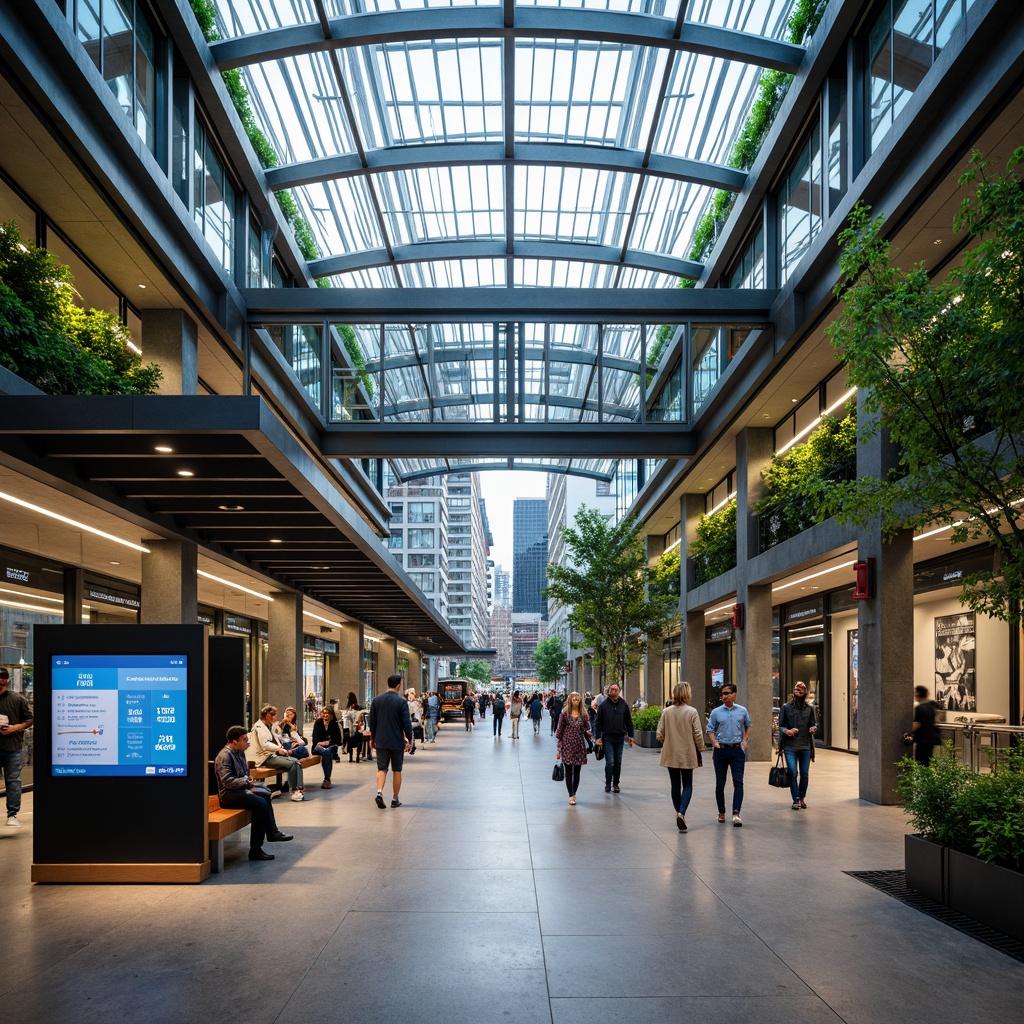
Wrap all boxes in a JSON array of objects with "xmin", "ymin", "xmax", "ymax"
[{"xmin": 51, "ymin": 654, "xmax": 188, "ymax": 777}]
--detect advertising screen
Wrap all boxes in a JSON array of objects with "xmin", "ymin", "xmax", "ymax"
[{"xmin": 51, "ymin": 654, "xmax": 188, "ymax": 777}]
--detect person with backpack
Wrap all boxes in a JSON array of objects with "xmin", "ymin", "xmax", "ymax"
[
  {"xmin": 492, "ymin": 692, "xmax": 507, "ymax": 736},
  {"xmin": 509, "ymin": 690, "xmax": 524, "ymax": 739},
  {"xmin": 462, "ymin": 692, "xmax": 476, "ymax": 731}
]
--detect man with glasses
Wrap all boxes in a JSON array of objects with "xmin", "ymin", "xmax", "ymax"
[
  {"xmin": 593, "ymin": 684, "xmax": 634, "ymax": 793},
  {"xmin": 707, "ymin": 684, "xmax": 752, "ymax": 826}
]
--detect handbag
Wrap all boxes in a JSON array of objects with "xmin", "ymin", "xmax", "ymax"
[
  {"xmin": 552, "ymin": 760, "xmax": 565, "ymax": 782},
  {"xmin": 594, "ymin": 743, "xmax": 605, "ymax": 761},
  {"xmin": 768, "ymin": 751, "xmax": 792, "ymax": 788},
  {"xmin": 584, "ymin": 732, "xmax": 594, "ymax": 754}
]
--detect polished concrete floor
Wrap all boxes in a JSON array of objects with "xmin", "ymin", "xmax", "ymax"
[{"xmin": 3, "ymin": 719, "xmax": 1022, "ymax": 1024}]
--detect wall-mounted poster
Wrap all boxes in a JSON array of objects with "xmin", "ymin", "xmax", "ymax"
[
  {"xmin": 934, "ymin": 612, "xmax": 976, "ymax": 711},
  {"xmin": 849, "ymin": 630, "xmax": 859, "ymax": 741}
]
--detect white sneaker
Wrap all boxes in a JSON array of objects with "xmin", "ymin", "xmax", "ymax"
[
  {"xmin": 732, "ymin": 813, "xmax": 742, "ymax": 827},
  {"xmin": 7, "ymin": 816, "xmax": 21, "ymax": 827},
  {"xmin": 290, "ymin": 790, "xmax": 305, "ymax": 802}
]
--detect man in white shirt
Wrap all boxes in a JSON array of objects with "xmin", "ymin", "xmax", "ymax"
[{"xmin": 251, "ymin": 704, "xmax": 306, "ymax": 801}]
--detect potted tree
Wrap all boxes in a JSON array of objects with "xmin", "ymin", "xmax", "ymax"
[{"xmin": 631, "ymin": 705, "xmax": 663, "ymax": 748}]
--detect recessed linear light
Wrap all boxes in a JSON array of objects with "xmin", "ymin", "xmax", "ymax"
[
  {"xmin": 0, "ymin": 597, "xmax": 66, "ymax": 616},
  {"xmin": 269, "ymin": 538, "xmax": 283, "ymax": 544},
  {"xmin": 138, "ymin": 283, "xmax": 147, "ymax": 288},
  {"xmin": 773, "ymin": 560, "xmax": 857, "ymax": 594},
  {"xmin": 0, "ymin": 586, "xmax": 62, "ymax": 604},
  {"xmin": 154, "ymin": 445, "xmax": 173, "ymax": 453},
  {"xmin": 303, "ymin": 609, "xmax": 344, "ymax": 629},
  {"xmin": 218, "ymin": 504, "xmax": 245, "ymax": 511},
  {"xmin": 197, "ymin": 569, "xmax": 274, "ymax": 602},
  {"xmin": 177, "ymin": 469, "xmax": 194, "ymax": 477},
  {"xmin": 109, "ymin": 561, "xmax": 120, "ymax": 566},
  {"xmin": 0, "ymin": 490, "xmax": 151, "ymax": 553}
]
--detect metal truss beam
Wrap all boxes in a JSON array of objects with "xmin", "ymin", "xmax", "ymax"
[
  {"xmin": 264, "ymin": 142, "xmax": 747, "ymax": 194},
  {"xmin": 210, "ymin": 10, "xmax": 805, "ymax": 75},
  {"xmin": 242, "ymin": 286, "xmax": 778, "ymax": 322},
  {"xmin": 320, "ymin": 422, "xmax": 694, "ymax": 459},
  {"xmin": 308, "ymin": 240, "xmax": 704, "ymax": 280},
  {"xmin": 366, "ymin": 345, "xmax": 646, "ymax": 375},
  {"xmin": 397, "ymin": 462, "xmax": 617, "ymax": 483}
]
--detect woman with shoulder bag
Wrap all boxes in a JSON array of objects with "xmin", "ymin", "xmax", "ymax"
[
  {"xmin": 509, "ymin": 690, "xmax": 523, "ymax": 739},
  {"xmin": 656, "ymin": 681, "xmax": 705, "ymax": 832},
  {"xmin": 555, "ymin": 692, "xmax": 594, "ymax": 806}
]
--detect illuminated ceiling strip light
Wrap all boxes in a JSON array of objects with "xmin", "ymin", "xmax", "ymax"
[
  {"xmin": 0, "ymin": 490, "xmax": 151, "ymax": 553},
  {"xmin": 0, "ymin": 598, "xmax": 66, "ymax": 616},
  {"xmin": 772, "ymin": 560, "xmax": 857, "ymax": 594},
  {"xmin": 914, "ymin": 524, "xmax": 952, "ymax": 541},
  {"xmin": 303, "ymin": 609, "xmax": 344, "ymax": 629},
  {"xmin": 708, "ymin": 491, "xmax": 737, "ymax": 516},
  {"xmin": 775, "ymin": 387, "xmax": 858, "ymax": 457},
  {"xmin": 197, "ymin": 569, "xmax": 274, "ymax": 602},
  {"xmin": 0, "ymin": 586, "xmax": 63, "ymax": 604},
  {"xmin": 663, "ymin": 537, "xmax": 682, "ymax": 554},
  {"xmin": 707, "ymin": 602, "xmax": 735, "ymax": 615}
]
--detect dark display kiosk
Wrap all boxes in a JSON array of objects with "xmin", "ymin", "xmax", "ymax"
[{"xmin": 32, "ymin": 624, "xmax": 209, "ymax": 883}]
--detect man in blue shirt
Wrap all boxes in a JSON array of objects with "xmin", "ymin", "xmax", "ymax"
[
  {"xmin": 706, "ymin": 684, "xmax": 752, "ymax": 826},
  {"xmin": 369, "ymin": 674, "xmax": 413, "ymax": 809}
]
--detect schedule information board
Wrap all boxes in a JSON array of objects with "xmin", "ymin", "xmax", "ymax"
[{"xmin": 51, "ymin": 654, "xmax": 189, "ymax": 777}]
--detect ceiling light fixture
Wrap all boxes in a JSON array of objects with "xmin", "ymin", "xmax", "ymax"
[
  {"xmin": 177, "ymin": 469, "xmax": 194, "ymax": 477},
  {"xmin": 0, "ymin": 490, "xmax": 151, "ymax": 553},
  {"xmin": 776, "ymin": 387, "xmax": 858, "ymax": 457},
  {"xmin": 0, "ymin": 598, "xmax": 66, "ymax": 616},
  {"xmin": 154, "ymin": 445, "xmax": 173, "ymax": 453},
  {"xmin": 269, "ymin": 538, "xmax": 283, "ymax": 544},
  {"xmin": 197, "ymin": 569, "xmax": 274, "ymax": 602},
  {"xmin": 218, "ymin": 505, "xmax": 245, "ymax": 511},
  {"xmin": 303, "ymin": 609, "xmax": 344, "ymax": 629},
  {"xmin": 772, "ymin": 560, "xmax": 857, "ymax": 594},
  {"xmin": 0, "ymin": 586, "xmax": 62, "ymax": 604}
]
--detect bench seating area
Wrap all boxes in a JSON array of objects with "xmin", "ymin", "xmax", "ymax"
[
  {"xmin": 207, "ymin": 794, "xmax": 251, "ymax": 874},
  {"xmin": 248, "ymin": 754, "xmax": 323, "ymax": 791}
]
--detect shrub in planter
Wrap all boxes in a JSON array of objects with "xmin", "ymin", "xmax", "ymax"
[{"xmin": 631, "ymin": 705, "xmax": 663, "ymax": 748}]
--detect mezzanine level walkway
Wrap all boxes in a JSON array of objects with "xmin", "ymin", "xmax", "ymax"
[{"xmin": 3, "ymin": 720, "xmax": 1021, "ymax": 1024}]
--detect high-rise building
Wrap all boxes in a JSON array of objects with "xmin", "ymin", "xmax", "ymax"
[
  {"xmin": 385, "ymin": 480, "xmax": 450, "ymax": 624},
  {"xmin": 489, "ymin": 603, "xmax": 513, "ymax": 676},
  {"xmin": 492, "ymin": 564, "xmax": 511, "ymax": 607},
  {"xmin": 447, "ymin": 473, "xmax": 491, "ymax": 649},
  {"xmin": 513, "ymin": 498, "xmax": 548, "ymax": 618}
]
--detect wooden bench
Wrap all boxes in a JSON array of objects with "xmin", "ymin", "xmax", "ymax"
[
  {"xmin": 248, "ymin": 755, "xmax": 323, "ymax": 792},
  {"xmin": 207, "ymin": 795, "xmax": 251, "ymax": 874}
]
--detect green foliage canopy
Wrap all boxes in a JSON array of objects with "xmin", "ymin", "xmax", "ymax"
[
  {"xmin": 824, "ymin": 149, "xmax": 1024, "ymax": 622},
  {"xmin": 689, "ymin": 499, "xmax": 737, "ymax": 586},
  {"xmin": 457, "ymin": 659, "xmax": 492, "ymax": 687},
  {"xmin": 533, "ymin": 635, "xmax": 568, "ymax": 686},
  {"xmin": 544, "ymin": 507, "xmax": 678, "ymax": 694},
  {"xmin": 0, "ymin": 222, "xmax": 161, "ymax": 395}
]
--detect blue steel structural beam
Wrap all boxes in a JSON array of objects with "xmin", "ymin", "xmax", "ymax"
[
  {"xmin": 209, "ymin": 10, "xmax": 805, "ymax": 74},
  {"xmin": 264, "ymin": 143, "xmax": 747, "ymax": 194}
]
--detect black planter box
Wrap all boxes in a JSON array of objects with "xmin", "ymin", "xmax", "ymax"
[
  {"xmin": 947, "ymin": 849, "xmax": 1024, "ymax": 943},
  {"xmin": 904, "ymin": 834, "xmax": 947, "ymax": 903},
  {"xmin": 634, "ymin": 730, "xmax": 662, "ymax": 749}
]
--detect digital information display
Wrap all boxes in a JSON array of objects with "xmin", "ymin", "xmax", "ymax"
[{"xmin": 51, "ymin": 654, "xmax": 188, "ymax": 777}]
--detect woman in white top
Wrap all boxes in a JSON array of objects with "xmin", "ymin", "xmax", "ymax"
[
  {"xmin": 406, "ymin": 689, "xmax": 423, "ymax": 753},
  {"xmin": 274, "ymin": 706, "xmax": 310, "ymax": 759},
  {"xmin": 656, "ymin": 681, "xmax": 705, "ymax": 832}
]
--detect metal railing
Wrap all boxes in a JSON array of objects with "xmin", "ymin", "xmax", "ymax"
[{"xmin": 935, "ymin": 720, "xmax": 1024, "ymax": 772}]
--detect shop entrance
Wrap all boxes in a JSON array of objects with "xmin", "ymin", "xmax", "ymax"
[{"xmin": 787, "ymin": 623, "xmax": 826, "ymax": 747}]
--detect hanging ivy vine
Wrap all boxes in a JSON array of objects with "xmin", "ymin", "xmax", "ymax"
[{"xmin": 689, "ymin": 498, "xmax": 738, "ymax": 587}]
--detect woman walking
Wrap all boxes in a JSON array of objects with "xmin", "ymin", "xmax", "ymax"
[
  {"xmin": 555, "ymin": 692, "xmax": 593, "ymax": 805},
  {"xmin": 778, "ymin": 681, "xmax": 817, "ymax": 809},
  {"xmin": 656, "ymin": 681, "xmax": 705, "ymax": 831},
  {"xmin": 509, "ymin": 690, "xmax": 523, "ymax": 738}
]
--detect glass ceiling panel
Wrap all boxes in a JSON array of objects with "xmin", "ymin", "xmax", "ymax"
[
  {"xmin": 515, "ymin": 39, "xmax": 664, "ymax": 148},
  {"xmin": 520, "ymin": 0, "xmax": 678, "ymax": 13},
  {"xmin": 245, "ymin": 51, "xmax": 357, "ymax": 164},
  {"xmin": 685, "ymin": 0, "xmax": 796, "ymax": 39},
  {"xmin": 376, "ymin": 165, "xmax": 504, "ymax": 244},
  {"xmin": 616, "ymin": 266, "xmax": 681, "ymax": 288},
  {"xmin": 327, "ymin": 265, "xmax": 401, "ymax": 288},
  {"xmin": 213, "ymin": 0, "xmax": 324, "ymax": 39},
  {"xmin": 392, "ymin": 456, "xmax": 618, "ymax": 481},
  {"xmin": 399, "ymin": 259, "xmax": 506, "ymax": 287},
  {"xmin": 293, "ymin": 178, "xmax": 384, "ymax": 258},
  {"xmin": 630, "ymin": 175, "xmax": 716, "ymax": 260},
  {"xmin": 515, "ymin": 167, "xmax": 637, "ymax": 247},
  {"xmin": 514, "ymin": 259, "xmax": 618, "ymax": 287},
  {"xmin": 337, "ymin": 0, "xmax": 500, "ymax": 13}
]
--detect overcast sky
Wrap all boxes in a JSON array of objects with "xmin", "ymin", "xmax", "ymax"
[{"xmin": 479, "ymin": 470, "xmax": 549, "ymax": 583}]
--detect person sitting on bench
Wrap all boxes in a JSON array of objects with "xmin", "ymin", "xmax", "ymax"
[
  {"xmin": 214, "ymin": 726, "xmax": 293, "ymax": 862},
  {"xmin": 251, "ymin": 704, "xmax": 307, "ymax": 802}
]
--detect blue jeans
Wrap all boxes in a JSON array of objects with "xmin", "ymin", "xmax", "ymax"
[
  {"xmin": 712, "ymin": 746, "xmax": 746, "ymax": 814},
  {"xmin": 784, "ymin": 748, "xmax": 811, "ymax": 803},
  {"xmin": 493, "ymin": 714, "xmax": 504, "ymax": 735},
  {"xmin": 314, "ymin": 743, "xmax": 337, "ymax": 780},
  {"xmin": 263, "ymin": 753, "xmax": 303, "ymax": 792},
  {"xmin": 667, "ymin": 767, "xmax": 694, "ymax": 814},
  {"xmin": 425, "ymin": 717, "xmax": 437, "ymax": 742},
  {"xmin": 1, "ymin": 748, "xmax": 25, "ymax": 816},
  {"xmin": 602, "ymin": 737, "xmax": 625, "ymax": 787}
]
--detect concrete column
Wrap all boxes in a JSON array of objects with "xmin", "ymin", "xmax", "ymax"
[
  {"xmin": 337, "ymin": 622, "xmax": 362, "ymax": 703},
  {"xmin": 734, "ymin": 427, "xmax": 774, "ymax": 761},
  {"xmin": 140, "ymin": 539, "xmax": 197, "ymax": 624},
  {"xmin": 268, "ymin": 592, "xmax": 303, "ymax": 717},
  {"xmin": 142, "ymin": 309, "xmax": 198, "ymax": 396},
  {"xmin": 685, "ymin": 609, "xmax": 707, "ymax": 717},
  {"xmin": 645, "ymin": 533, "xmax": 666, "ymax": 705},
  {"xmin": 379, "ymin": 638, "xmax": 398, "ymax": 684},
  {"xmin": 63, "ymin": 567, "xmax": 84, "ymax": 625},
  {"xmin": 856, "ymin": 396, "xmax": 914, "ymax": 803},
  {"xmin": 325, "ymin": 652, "xmax": 339, "ymax": 705},
  {"xmin": 406, "ymin": 650, "xmax": 424, "ymax": 691}
]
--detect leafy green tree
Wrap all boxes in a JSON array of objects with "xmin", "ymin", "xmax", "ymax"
[
  {"xmin": 0, "ymin": 222, "xmax": 161, "ymax": 394},
  {"xmin": 689, "ymin": 499, "xmax": 738, "ymax": 586},
  {"xmin": 823, "ymin": 149, "xmax": 1024, "ymax": 623},
  {"xmin": 457, "ymin": 659, "xmax": 491, "ymax": 688},
  {"xmin": 533, "ymin": 635, "xmax": 568, "ymax": 687},
  {"xmin": 544, "ymin": 507, "xmax": 678, "ymax": 695}
]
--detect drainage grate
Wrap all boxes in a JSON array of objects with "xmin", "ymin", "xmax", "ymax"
[{"xmin": 845, "ymin": 870, "xmax": 1024, "ymax": 964}]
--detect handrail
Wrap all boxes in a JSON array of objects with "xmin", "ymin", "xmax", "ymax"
[{"xmin": 935, "ymin": 720, "xmax": 1024, "ymax": 772}]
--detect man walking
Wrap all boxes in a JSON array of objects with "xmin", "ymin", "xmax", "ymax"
[
  {"xmin": 548, "ymin": 691, "xmax": 564, "ymax": 735},
  {"xmin": 593, "ymin": 683, "xmax": 634, "ymax": 793},
  {"xmin": 369, "ymin": 674, "xmax": 413, "ymax": 808},
  {"xmin": 214, "ymin": 726, "xmax": 293, "ymax": 861},
  {"xmin": 707, "ymin": 684, "xmax": 752, "ymax": 826},
  {"xmin": 425, "ymin": 691, "xmax": 440, "ymax": 743},
  {"xmin": 492, "ymin": 692, "xmax": 506, "ymax": 736},
  {"xmin": 0, "ymin": 667, "xmax": 33, "ymax": 828}
]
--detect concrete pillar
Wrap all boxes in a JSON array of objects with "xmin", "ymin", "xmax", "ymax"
[
  {"xmin": 856, "ymin": 396, "xmax": 914, "ymax": 803},
  {"xmin": 142, "ymin": 309, "xmax": 198, "ymax": 396},
  {"xmin": 63, "ymin": 567, "xmax": 84, "ymax": 625},
  {"xmin": 325, "ymin": 651, "xmax": 339, "ymax": 705},
  {"xmin": 379, "ymin": 638, "xmax": 398, "ymax": 685},
  {"xmin": 734, "ymin": 428, "xmax": 774, "ymax": 761},
  {"xmin": 406, "ymin": 650, "xmax": 424, "ymax": 691},
  {"xmin": 268, "ymin": 592, "xmax": 302, "ymax": 718},
  {"xmin": 645, "ymin": 533, "xmax": 666, "ymax": 705},
  {"xmin": 140, "ymin": 539, "xmax": 197, "ymax": 624},
  {"xmin": 685, "ymin": 609, "xmax": 707, "ymax": 718},
  {"xmin": 337, "ymin": 622, "xmax": 363, "ymax": 703}
]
